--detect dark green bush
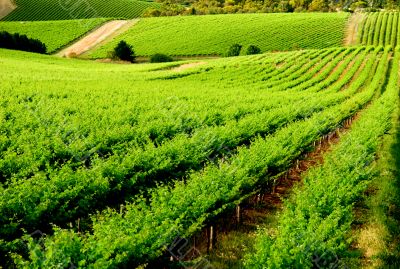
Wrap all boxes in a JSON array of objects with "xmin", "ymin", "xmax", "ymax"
[
  {"xmin": 150, "ymin": 53, "xmax": 173, "ymax": 63},
  {"xmin": 225, "ymin": 44, "xmax": 242, "ymax": 57},
  {"xmin": 114, "ymin": 41, "xmax": 135, "ymax": 62},
  {"xmin": 0, "ymin": 31, "xmax": 46, "ymax": 54},
  {"xmin": 245, "ymin": 45, "xmax": 261, "ymax": 55}
]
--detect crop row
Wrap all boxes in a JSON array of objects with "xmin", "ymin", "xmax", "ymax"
[
  {"xmin": 245, "ymin": 47, "xmax": 398, "ymax": 268},
  {"xmin": 14, "ymin": 47, "xmax": 384, "ymax": 268},
  {"xmin": 0, "ymin": 48, "xmax": 361, "ymax": 244},
  {"xmin": 358, "ymin": 12, "xmax": 400, "ymax": 47}
]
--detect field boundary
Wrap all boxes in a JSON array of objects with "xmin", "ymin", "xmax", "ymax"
[
  {"xmin": 345, "ymin": 13, "xmax": 365, "ymax": 46},
  {"xmin": 78, "ymin": 19, "xmax": 138, "ymax": 58},
  {"xmin": 0, "ymin": 0, "xmax": 16, "ymax": 20},
  {"xmin": 56, "ymin": 19, "xmax": 137, "ymax": 58}
]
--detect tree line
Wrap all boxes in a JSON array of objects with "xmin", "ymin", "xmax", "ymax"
[{"xmin": 143, "ymin": 0, "xmax": 400, "ymax": 16}]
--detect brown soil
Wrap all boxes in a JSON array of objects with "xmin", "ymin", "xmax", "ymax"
[
  {"xmin": 57, "ymin": 20, "xmax": 137, "ymax": 58},
  {"xmin": 171, "ymin": 62, "xmax": 207, "ymax": 72},
  {"xmin": 0, "ymin": 0, "xmax": 16, "ymax": 19}
]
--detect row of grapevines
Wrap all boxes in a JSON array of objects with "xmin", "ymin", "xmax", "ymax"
[
  {"xmin": 245, "ymin": 47, "xmax": 398, "ymax": 268},
  {"xmin": 14, "ymin": 47, "xmax": 383, "ymax": 268},
  {"xmin": 373, "ymin": 12, "xmax": 384, "ymax": 46},
  {"xmin": 358, "ymin": 12, "xmax": 399, "ymax": 47}
]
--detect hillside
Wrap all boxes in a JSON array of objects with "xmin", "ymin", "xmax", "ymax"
[
  {"xmin": 1, "ymin": 44, "xmax": 399, "ymax": 268},
  {"xmin": 2, "ymin": 0, "xmax": 158, "ymax": 21},
  {"xmin": 0, "ymin": 19, "xmax": 109, "ymax": 53},
  {"xmin": 88, "ymin": 13, "xmax": 349, "ymax": 57},
  {"xmin": 1, "ymin": 9, "xmax": 400, "ymax": 269}
]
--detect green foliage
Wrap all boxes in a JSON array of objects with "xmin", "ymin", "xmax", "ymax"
[
  {"xmin": 114, "ymin": 40, "xmax": 135, "ymax": 62},
  {"xmin": 150, "ymin": 53, "xmax": 174, "ymax": 62},
  {"xmin": 0, "ymin": 19, "xmax": 108, "ymax": 53},
  {"xmin": 226, "ymin": 43, "xmax": 242, "ymax": 57},
  {"xmin": 0, "ymin": 31, "xmax": 46, "ymax": 54},
  {"xmin": 2, "ymin": 0, "xmax": 159, "ymax": 21},
  {"xmin": 2, "ymin": 46, "xmax": 393, "ymax": 267},
  {"xmin": 245, "ymin": 47, "xmax": 398, "ymax": 268},
  {"xmin": 357, "ymin": 12, "xmax": 400, "ymax": 47},
  {"xmin": 89, "ymin": 13, "xmax": 349, "ymax": 57},
  {"xmin": 245, "ymin": 44, "xmax": 261, "ymax": 55},
  {"xmin": 143, "ymin": 1, "xmax": 186, "ymax": 17}
]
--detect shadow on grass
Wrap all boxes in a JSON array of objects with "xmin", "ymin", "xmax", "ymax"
[{"xmin": 380, "ymin": 112, "xmax": 400, "ymax": 268}]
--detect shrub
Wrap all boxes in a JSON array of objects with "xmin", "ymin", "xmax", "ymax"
[
  {"xmin": 0, "ymin": 31, "xmax": 46, "ymax": 54},
  {"xmin": 225, "ymin": 43, "xmax": 242, "ymax": 57},
  {"xmin": 150, "ymin": 53, "xmax": 173, "ymax": 63},
  {"xmin": 245, "ymin": 45, "xmax": 261, "ymax": 55},
  {"xmin": 114, "ymin": 41, "xmax": 135, "ymax": 62}
]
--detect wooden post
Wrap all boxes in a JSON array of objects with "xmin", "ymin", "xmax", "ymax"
[
  {"xmin": 209, "ymin": 226, "xmax": 214, "ymax": 252},
  {"xmin": 236, "ymin": 205, "xmax": 241, "ymax": 224}
]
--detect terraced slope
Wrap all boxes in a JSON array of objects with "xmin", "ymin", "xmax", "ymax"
[
  {"xmin": 88, "ymin": 13, "xmax": 349, "ymax": 57},
  {"xmin": 0, "ymin": 19, "xmax": 109, "ymax": 52},
  {"xmin": 2, "ymin": 0, "xmax": 158, "ymax": 21}
]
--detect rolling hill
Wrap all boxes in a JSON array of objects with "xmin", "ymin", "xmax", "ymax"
[
  {"xmin": 0, "ymin": 19, "xmax": 109, "ymax": 52},
  {"xmin": 88, "ymin": 13, "xmax": 350, "ymax": 57},
  {"xmin": 2, "ymin": 0, "xmax": 158, "ymax": 21}
]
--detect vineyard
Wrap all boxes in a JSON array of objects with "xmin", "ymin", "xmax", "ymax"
[
  {"xmin": 0, "ymin": 42, "xmax": 398, "ymax": 268},
  {"xmin": 0, "ymin": 19, "xmax": 109, "ymax": 53},
  {"xmin": 357, "ymin": 12, "xmax": 400, "ymax": 47},
  {"xmin": 88, "ymin": 13, "xmax": 349, "ymax": 57},
  {"xmin": 2, "ymin": 0, "xmax": 158, "ymax": 21},
  {"xmin": 1, "ymin": 10, "xmax": 400, "ymax": 269}
]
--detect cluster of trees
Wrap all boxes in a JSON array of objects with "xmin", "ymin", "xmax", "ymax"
[
  {"xmin": 112, "ymin": 41, "xmax": 174, "ymax": 63},
  {"xmin": 0, "ymin": 31, "xmax": 46, "ymax": 54},
  {"xmin": 143, "ymin": 0, "xmax": 400, "ymax": 16},
  {"xmin": 226, "ymin": 43, "xmax": 261, "ymax": 56}
]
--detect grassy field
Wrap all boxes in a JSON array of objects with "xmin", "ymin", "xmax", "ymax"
[
  {"xmin": 88, "ymin": 13, "xmax": 349, "ymax": 57},
  {"xmin": 0, "ymin": 19, "xmax": 109, "ymax": 53},
  {"xmin": 2, "ymin": 0, "xmax": 158, "ymax": 21}
]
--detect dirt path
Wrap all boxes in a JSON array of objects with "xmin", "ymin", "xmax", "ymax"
[
  {"xmin": 57, "ymin": 20, "xmax": 136, "ymax": 58},
  {"xmin": 0, "ymin": 0, "xmax": 16, "ymax": 19},
  {"xmin": 345, "ymin": 13, "xmax": 365, "ymax": 46},
  {"xmin": 171, "ymin": 62, "xmax": 207, "ymax": 72}
]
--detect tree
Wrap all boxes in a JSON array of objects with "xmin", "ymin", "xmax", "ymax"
[
  {"xmin": 225, "ymin": 43, "xmax": 242, "ymax": 57},
  {"xmin": 114, "ymin": 41, "xmax": 135, "ymax": 62},
  {"xmin": 245, "ymin": 45, "xmax": 261, "ymax": 55},
  {"xmin": 150, "ymin": 53, "xmax": 174, "ymax": 63},
  {"xmin": 0, "ymin": 31, "xmax": 46, "ymax": 54}
]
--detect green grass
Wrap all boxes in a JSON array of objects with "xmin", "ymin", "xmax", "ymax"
[
  {"xmin": 88, "ymin": 13, "xmax": 349, "ymax": 57},
  {"xmin": 352, "ymin": 98, "xmax": 400, "ymax": 267},
  {"xmin": 2, "ymin": 0, "xmax": 158, "ymax": 21},
  {"xmin": 0, "ymin": 19, "xmax": 109, "ymax": 53}
]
